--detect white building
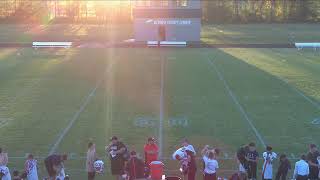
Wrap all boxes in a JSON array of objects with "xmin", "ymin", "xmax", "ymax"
[{"xmin": 132, "ymin": 0, "xmax": 202, "ymax": 42}]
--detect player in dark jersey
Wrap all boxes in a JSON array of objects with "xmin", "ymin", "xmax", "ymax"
[
  {"xmin": 105, "ymin": 136, "xmax": 127, "ymax": 180},
  {"xmin": 245, "ymin": 143, "xmax": 259, "ymax": 180},
  {"xmin": 307, "ymin": 144, "xmax": 320, "ymax": 180},
  {"xmin": 275, "ymin": 154, "xmax": 291, "ymax": 180}
]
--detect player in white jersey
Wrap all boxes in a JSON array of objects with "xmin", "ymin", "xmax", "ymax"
[
  {"xmin": 262, "ymin": 146, "xmax": 277, "ymax": 180},
  {"xmin": 24, "ymin": 154, "xmax": 38, "ymax": 180},
  {"xmin": 0, "ymin": 165, "xmax": 11, "ymax": 180}
]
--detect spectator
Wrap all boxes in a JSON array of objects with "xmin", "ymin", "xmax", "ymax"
[
  {"xmin": 185, "ymin": 148, "xmax": 197, "ymax": 180},
  {"xmin": 236, "ymin": 145, "xmax": 249, "ymax": 173},
  {"xmin": 307, "ymin": 144, "xmax": 320, "ymax": 180},
  {"xmin": 125, "ymin": 151, "xmax": 145, "ymax": 180},
  {"xmin": 201, "ymin": 145, "xmax": 219, "ymax": 180},
  {"xmin": 245, "ymin": 143, "xmax": 258, "ymax": 180},
  {"xmin": 0, "ymin": 148, "xmax": 8, "ymax": 166},
  {"xmin": 144, "ymin": 137, "xmax": 159, "ymax": 166},
  {"xmin": 12, "ymin": 170, "xmax": 21, "ymax": 180},
  {"xmin": 144, "ymin": 137, "xmax": 158, "ymax": 177},
  {"xmin": 0, "ymin": 165, "xmax": 11, "ymax": 180},
  {"xmin": 86, "ymin": 142, "xmax": 97, "ymax": 180},
  {"xmin": 262, "ymin": 146, "xmax": 277, "ymax": 180},
  {"xmin": 172, "ymin": 148, "xmax": 188, "ymax": 175},
  {"xmin": 44, "ymin": 154, "xmax": 67, "ymax": 180},
  {"xmin": 24, "ymin": 154, "xmax": 38, "ymax": 180},
  {"xmin": 105, "ymin": 136, "xmax": 127, "ymax": 180},
  {"xmin": 275, "ymin": 154, "xmax": 291, "ymax": 180},
  {"xmin": 293, "ymin": 154, "xmax": 309, "ymax": 180}
]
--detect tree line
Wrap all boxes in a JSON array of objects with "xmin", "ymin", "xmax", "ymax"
[{"xmin": 0, "ymin": 0, "xmax": 319, "ymax": 24}]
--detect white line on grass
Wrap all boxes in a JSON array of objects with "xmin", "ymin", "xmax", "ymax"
[
  {"xmin": 48, "ymin": 77, "xmax": 104, "ymax": 155},
  {"xmin": 278, "ymin": 77, "xmax": 320, "ymax": 111},
  {"xmin": 207, "ymin": 58, "xmax": 267, "ymax": 147},
  {"xmin": 158, "ymin": 57, "xmax": 165, "ymax": 159}
]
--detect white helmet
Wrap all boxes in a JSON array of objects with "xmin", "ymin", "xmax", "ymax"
[{"xmin": 94, "ymin": 160, "xmax": 104, "ymax": 174}]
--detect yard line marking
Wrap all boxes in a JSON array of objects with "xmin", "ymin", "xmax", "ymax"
[
  {"xmin": 278, "ymin": 77, "xmax": 320, "ymax": 111},
  {"xmin": 158, "ymin": 57, "xmax": 165, "ymax": 159},
  {"xmin": 207, "ymin": 58, "xmax": 266, "ymax": 147},
  {"xmin": 48, "ymin": 76, "xmax": 105, "ymax": 155}
]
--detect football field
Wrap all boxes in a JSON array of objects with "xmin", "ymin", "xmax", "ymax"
[{"xmin": 0, "ymin": 46, "xmax": 319, "ymax": 179}]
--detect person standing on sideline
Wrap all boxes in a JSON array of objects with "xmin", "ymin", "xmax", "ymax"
[
  {"xmin": 245, "ymin": 143, "xmax": 259, "ymax": 180},
  {"xmin": 125, "ymin": 151, "xmax": 145, "ymax": 180},
  {"xmin": 201, "ymin": 145, "xmax": 219, "ymax": 180},
  {"xmin": 86, "ymin": 142, "xmax": 97, "ymax": 180},
  {"xmin": 144, "ymin": 137, "xmax": 159, "ymax": 177},
  {"xmin": 24, "ymin": 154, "xmax": 38, "ymax": 180},
  {"xmin": 44, "ymin": 154, "xmax": 68, "ymax": 180},
  {"xmin": 105, "ymin": 136, "xmax": 127, "ymax": 180},
  {"xmin": 0, "ymin": 148, "xmax": 8, "ymax": 166},
  {"xmin": 144, "ymin": 137, "xmax": 159, "ymax": 166},
  {"xmin": 262, "ymin": 146, "xmax": 277, "ymax": 180},
  {"xmin": 0, "ymin": 165, "xmax": 11, "ymax": 180},
  {"xmin": 307, "ymin": 144, "xmax": 320, "ymax": 180},
  {"xmin": 179, "ymin": 138, "xmax": 197, "ymax": 180},
  {"xmin": 293, "ymin": 154, "xmax": 309, "ymax": 180},
  {"xmin": 275, "ymin": 154, "xmax": 291, "ymax": 180},
  {"xmin": 237, "ymin": 145, "xmax": 249, "ymax": 173}
]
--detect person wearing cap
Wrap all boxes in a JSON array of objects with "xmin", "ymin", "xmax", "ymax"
[
  {"xmin": 105, "ymin": 136, "xmax": 127, "ymax": 180},
  {"xmin": 262, "ymin": 146, "xmax": 277, "ymax": 180},
  {"xmin": 245, "ymin": 143, "xmax": 259, "ymax": 180},
  {"xmin": 125, "ymin": 151, "xmax": 145, "ymax": 180},
  {"xmin": 144, "ymin": 137, "xmax": 159, "ymax": 166},
  {"xmin": 293, "ymin": 154, "xmax": 309, "ymax": 180},
  {"xmin": 306, "ymin": 144, "xmax": 320, "ymax": 180}
]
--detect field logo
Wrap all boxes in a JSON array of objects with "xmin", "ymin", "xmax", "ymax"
[
  {"xmin": 168, "ymin": 117, "xmax": 188, "ymax": 127},
  {"xmin": 145, "ymin": 19, "xmax": 154, "ymax": 24},
  {"xmin": 134, "ymin": 117, "xmax": 156, "ymax": 127},
  {"xmin": 311, "ymin": 118, "xmax": 320, "ymax": 125}
]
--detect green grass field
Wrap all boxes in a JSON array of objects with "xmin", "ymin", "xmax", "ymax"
[
  {"xmin": 0, "ymin": 24, "xmax": 320, "ymax": 179},
  {"xmin": 0, "ymin": 47, "xmax": 319, "ymax": 179},
  {"xmin": 1, "ymin": 24, "xmax": 320, "ymax": 43}
]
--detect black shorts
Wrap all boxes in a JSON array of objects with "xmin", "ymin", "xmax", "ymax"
[{"xmin": 110, "ymin": 159, "xmax": 125, "ymax": 175}]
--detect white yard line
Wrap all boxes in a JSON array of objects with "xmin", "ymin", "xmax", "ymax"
[
  {"xmin": 48, "ymin": 77, "xmax": 105, "ymax": 155},
  {"xmin": 278, "ymin": 77, "xmax": 320, "ymax": 111},
  {"xmin": 158, "ymin": 57, "xmax": 165, "ymax": 159},
  {"xmin": 207, "ymin": 58, "xmax": 267, "ymax": 147}
]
